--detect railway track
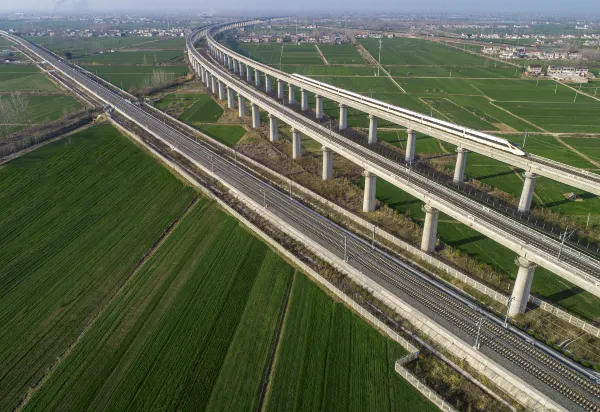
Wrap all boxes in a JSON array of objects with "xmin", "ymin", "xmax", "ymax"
[{"xmin": 4, "ymin": 29, "xmax": 600, "ymax": 411}]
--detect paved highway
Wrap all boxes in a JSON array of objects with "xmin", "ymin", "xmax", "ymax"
[
  {"xmin": 4, "ymin": 29, "xmax": 600, "ymax": 411},
  {"xmin": 206, "ymin": 20, "xmax": 600, "ymax": 197}
]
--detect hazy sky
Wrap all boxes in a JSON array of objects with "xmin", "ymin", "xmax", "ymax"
[{"xmin": 1, "ymin": 0, "xmax": 599, "ymax": 13}]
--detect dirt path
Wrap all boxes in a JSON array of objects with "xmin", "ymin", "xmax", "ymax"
[
  {"xmin": 555, "ymin": 136, "xmax": 600, "ymax": 168},
  {"xmin": 314, "ymin": 44, "xmax": 329, "ymax": 65}
]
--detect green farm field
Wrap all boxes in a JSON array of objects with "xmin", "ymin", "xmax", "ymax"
[
  {"xmin": 281, "ymin": 43, "xmax": 324, "ymax": 65},
  {"xmin": 318, "ymin": 43, "xmax": 365, "ymax": 64},
  {"xmin": 0, "ymin": 123, "xmax": 196, "ymax": 411},
  {"xmin": 235, "ymin": 42, "xmax": 283, "ymax": 65},
  {"xmin": 75, "ymin": 50, "xmax": 184, "ymax": 65},
  {"xmin": 360, "ymin": 37, "xmax": 501, "ymax": 66},
  {"xmin": 88, "ymin": 65, "xmax": 189, "ymax": 90},
  {"xmin": 0, "ymin": 65, "xmax": 61, "ymax": 92},
  {"xmin": 178, "ymin": 93, "xmax": 224, "ymax": 122},
  {"xmin": 265, "ymin": 274, "xmax": 436, "ymax": 412},
  {"xmin": 196, "ymin": 124, "xmax": 247, "ymax": 146},
  {"xmin": 27, "ymin": 36, "xmax": 168, "ymax": 54},
  {"xmin": 0, "ymin": 94, "xmax": 82, "ymax": 135},
  {"xmin": 11, "ymin": 163, "xmax": 435, "ymax": 411}
]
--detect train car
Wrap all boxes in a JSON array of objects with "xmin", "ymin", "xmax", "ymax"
[{"xmin": 291, "ymin": 73, "xmax": 526, "ymax": 156}]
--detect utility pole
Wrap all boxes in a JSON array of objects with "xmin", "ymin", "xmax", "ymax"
[
  {"xmin": 557, "ymin": 226, "xmax": 576, "ymax": 261},
  {"xmin": 504, "ymin": 297, "xmax": 515, "ymax": 328},
  {"xmin": 377, "ymin": 38, "xmax": 382, "ymax": 76},
  {"xmin": 586, "ymin": 213, "xmax": 590, "ymax": 230},
  {"xmin": 473, "ymin": 317, "xmax": 485, "ymax": 350},
  {"xmin": 522, "ymin": 130, "xmax": 528, "ymax": 149},
  {"xmin": 372, "ymin": 225, "xmax": 376, "ymax": 249}
]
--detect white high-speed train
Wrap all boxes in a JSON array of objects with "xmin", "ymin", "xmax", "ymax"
[{"xmin": 291, "ymin": 74, "xmax": 527, "ymax": 157}]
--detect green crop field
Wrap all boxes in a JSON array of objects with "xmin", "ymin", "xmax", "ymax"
[
  {"xmin": 390, "ymin": 66, "xmax": 520, "ymax": 78},
  {"xmin": 76, "ymin": 50, "xmax": 184, "ymax": 65},
  {"xmin": 281, "ymin": 43, "xmax": 324, "ymax": 65},
  {"xmin": 178, "ymin": 93, "xmax": 224, "ymax": 122},
  {"xmin": 0, "ymin": 94, "xmax": 82, "ymax": 131},
  {"xmin": 132, "ymin": 36, "xmax": 186, "ymax": 49},
  {"xmin": 0, "ymin": 65, "xmax": 61, "ymax": 92},
  {"xmin": 318, "ymin": 44, "xmax": 366, "ymax": 64},
  {"xmin": 13, "ymin": 164, "xmax": 434, "ymax": 410},
  {"xmin": 23, "ymin": 203, "xmax": 294, "ymax": 411},
  {"xmin": 0, "ymin": 124, "xmax": 196, "ymax": 411},
  {"xmin": 26, "ymin": 95, "xmax": 82, "ymax": 121},
  {"xmin": 360, "ymin": 37, "xmax": 499, "ymax": 66},
  {"xmin": 495, "ymin": 101, "xmax": 600, "ymax": 133},
  {"xmin": 89, "ymin": 65, "xmax": 188, "ymax": 90},
  {"xmin": 500, "ymin": 134, "xmax": 597, "ymax": 169},
  {"xmin": 468, "ymin": 79, "xmax": 591, "ymax": 103},
  {"xmin": 320, "ymin": 75, "xmax": 400, "ymax": 93},
  {"xmin": 196, "ymin": 124, "xmax": 247, "ymax": 146},
  {"xmin": 235, "ymin": 42, "xmax": 283, "ymax": 65},
  {"xmin": 265, "ymin": 274, "xmax": 436, "ymax": 412},
  {"xmin": 282, "ymin": 65, "xmax": 377, "ymax": 76},
  {"xmin": 27, "ymin": 36, "xmax": 167, "ymax": 54}
]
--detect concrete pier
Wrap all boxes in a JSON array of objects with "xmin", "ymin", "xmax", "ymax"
[
  {"xmin": 339, "ymin": 104, "xmax": 348, "ymax": 130},
  {"xmin": 238, "ymin": 95, "xmax": 246, "ymax": 118},
  {"xmin": 227, "ymin": 87, "xmax": 235, "ymax": 109},
  {"xmin": 292, "ymin": 128, "xmax": 302, "ymax": 159},
  {"xmin": 254, "ymin": 68, "xmax": 261, "ymax": 87},
  {"xmin": 277, "ymin": 79, "xmax": 284, "ymax": 100},
  {"xmin": 268, "ymin": 114, "xmax": 278, "ymax": 142},
  {"xmin": 362, "ymin": 170, "xmax": 376, "ymax": 212},
  {"xmin": 368, "ymin": 114, "xmax": 378, "ymax": 145},
  {"xmin": 518, "ymin": 172, "xmax": 537, "ymax": 213},
  {"xmin": 301, "ymin": 89, "xmax": 308, "ymax": 111},
  {"xmin": 228, "ymin": 56, "xmax": 233, "ymax": 70},
  {"xmin": 246, "ymin": 65, "xmax": 253, "ymax": 83},
  {"xmin": 204, "ymin": 71, "xmax": 210, "ymax": 88},
  {"xmin": 233, "ymin": 59, "xmax": 238, "ymax": 74},
  {"xmin": 288, "ymin": 83, "xmax": 295, "ymax": 105},
  {"xmin": 251, "ymin": 103, "xmax": 260, "ymax": 129},
  {"xmin": 453, "ymin": 147, "xmax": 468, "ymax": 185},
  {"xmin": 265, "ymin": 76, "xmax": 272, "ymax": 93},
  {"xmin": 218, "ymin": 80, "xmax": 226, "ymax": 100},
  {"xmin": 315, "ymin": 94, "xmax": 324, "ymax": 119},
  {"xmin": 211, "ymin": 75, "xmax": 218, "ymax": 95},
  {"xmin": 421, "ymin": 205, "xmax": 440, "ymax": 252},
  {"xmin": 405, "ymin": 129, "xmax": 416, "ymax": 163},
  {"xmin": 322, "ymin": 146, "xmax": 333, "ymax": 180},
  {"xmin": 509, "ymin": 257, "xmax": 537, "ymax": 316}
]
